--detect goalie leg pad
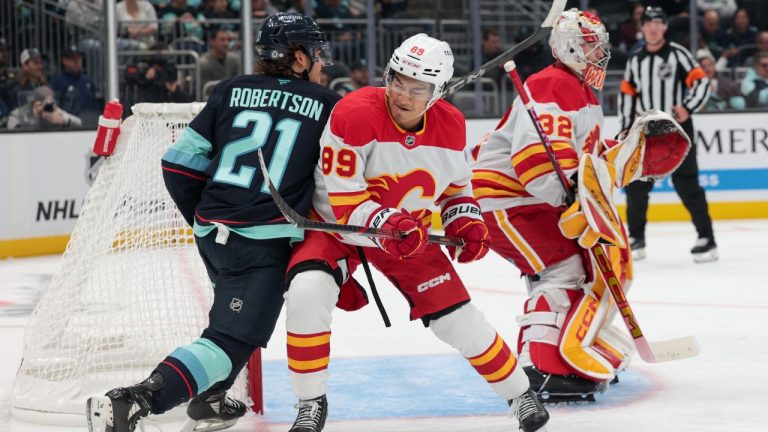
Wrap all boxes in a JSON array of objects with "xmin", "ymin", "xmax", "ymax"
[
  {"xmin": 285, "ymin": 270, "xmax": 340, "ymax": 400},
  {"xmin": 430, "ymin": 303, "xmax": 529, "ymax": 400},
  {"xmin": 519, "ymin": 254, "xmax": 632, "ymax": 385}
]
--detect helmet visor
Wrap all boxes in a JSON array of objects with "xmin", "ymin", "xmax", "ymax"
[
  {"xmin": 385, "ymin": 69, "xmax": 435, "ymax": 102},
  {"xmin": 311, "ymin": 41, "xmax": 333, "ymax": 66}
]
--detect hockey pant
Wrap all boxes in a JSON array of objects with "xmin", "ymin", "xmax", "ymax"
[{"xmin": 285, "ymin": 270, "xmax": 530, "ymax": 401}]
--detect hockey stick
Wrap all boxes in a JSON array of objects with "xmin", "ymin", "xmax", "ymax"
[
  {"xmin": 257, "ymin": 149, "xmax": 463, "ymax": 247},
  {"xmin": 441, "ymin": 0, "xmax": 566, "ymax": 98},
  {"xmin": 504, "ymin": 61, "xmax": 700, "ymax": 363}
]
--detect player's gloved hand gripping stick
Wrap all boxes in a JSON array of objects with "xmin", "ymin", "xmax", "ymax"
[
  {"xmin": 256, "ymin": 149, "xmax": 463, "ymax": 247},
  {"xmin": 504, "ymin": 60, "xmax": 700, "ymax": 363}
]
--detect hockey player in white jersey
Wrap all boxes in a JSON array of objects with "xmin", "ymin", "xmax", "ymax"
[
  {"xmin": 282, "ymin": 34, "xmax": 549, "ymax": 432},
  {"xmin": 470, "ymin": 9, "xmax": 638, "ymax": 401}
]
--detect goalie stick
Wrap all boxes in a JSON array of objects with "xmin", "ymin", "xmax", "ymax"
[
  {"xmin": 441, "ymin": 0, "xmax": 566, "ymax": 98},
  {"xmin": 504, "ymin": 60, "xmax": 700, "ymax": 363},
  {"xmin": 257, "ymin": 149, "xmax": 463, "ymax": 247}
]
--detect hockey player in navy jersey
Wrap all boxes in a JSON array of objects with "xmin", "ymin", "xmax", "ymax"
[{"xmin": 86, "ymin": 12, "xmax": 341, "ymax": 432}]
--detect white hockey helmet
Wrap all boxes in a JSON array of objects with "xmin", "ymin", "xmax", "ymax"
[
  {"xmin": 385, "ymin": 33, "xmax": 454, "ymax": 109},
  {"xmin": 549, "ymin": 9, "xmax": 611, "ymax": 91}
]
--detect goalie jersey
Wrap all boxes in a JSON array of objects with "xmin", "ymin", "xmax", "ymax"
[
  {"xmin": 470, "ymin": 64, "xmax": 604, "ymax": 210},
  {"xmin": 161, "ymin": 75, "xmax": 341, "ymax": 241},
  {"xmin": 311, "ymin": 86, "xmax": 473, "ymax": 247}
]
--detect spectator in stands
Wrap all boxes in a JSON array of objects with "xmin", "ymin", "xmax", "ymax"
[
  {"xmin": 697, "ymin": 49, "xmax": 744, "ymax": 110},
  {"xmin": 375, "ymin": 0, "xmax": 408, "ymax": 18},
  {"xmin": 2, "ymin": 48, "xmax": 48, "ymax": 113},
  {"xmin": 160, "ymin": 0, "xmax": 204, "ymax": 43},
  {"xmin": 200, "ymin": 0, "xmax": 240, "ymax": 39},
  {"xmin": 741, "ymin": 51, "xmax": 768, "ymax": 108},
  {"xmin": 720, "ymin": 8, "xmax": 758, "ymax": 67},
  {"xmin": 617, "ymin": 2, "xmax": 645, "ymax": 54},
  {"xmin": 0, "ymin": 38, "xmax": 11, "ymax": 127},
  {"xmin": 286, "ymin": 0, "xmax": 305, "ymax": 14},
  {"xmin": 697, "ymin": 0, "xmax": 737, "ymax": 21},
  {"xmin": 65, "ymin": 0, "xmax": 103, "ymax": 29},
  {"xmin": 0, "ymin": 38, "xmax": 13, "ymax": 89},
  {"xmin": 743, "ymin": 31, "xmax": 768, "ymax": 69},
  {"xmin": 7, "ymin": 85, "xmax": 82, "ymax": 130},
  {"xmin": 699, "ymin": 9, "xmax": 727, "ymax": 59},
  {"xmin": 132, "ymin": 46, "xmax": 194, "ymax": 103},
  {"xmin": 480, "ymin": 28, "xmax": 504, "ymax": 86},
  {"xmin": 199, "ymin": 29, "xmax": 240, "ymax": 89},
  {"xmin": 117, "ymin": 0, "xmax": 159, "ymax": 48},
  {"xmin": 50, "ymin": 45, "xmax": 99, "ymax": 119},
  {"xmin": 334, "ymin": 59, "xmax": 367, "ymax": 95},
  {"xmin": 252, "ymin": 0, "xmax": 278, "ymax": 19}
]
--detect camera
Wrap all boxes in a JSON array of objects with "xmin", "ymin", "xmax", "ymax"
[{"xmin": 43, "ymin": 102, "xmax": 55, "ymax": 112}]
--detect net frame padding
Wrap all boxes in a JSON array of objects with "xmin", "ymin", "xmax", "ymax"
[{"xmin": 10, "ymin": 103, "xmax": 257, "ymax": 425}]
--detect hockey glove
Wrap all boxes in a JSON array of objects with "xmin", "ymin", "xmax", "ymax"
[
  {"xmin": 369, "ymin": 208, "xmax": 428, "ymax": 259},
  {"xmin": 559, "ymin": 154, "xmax": 625, "ymax": 249},
  {"xmin": 442, "ymin": 198, "xmax": 490, "ymax": 263}
]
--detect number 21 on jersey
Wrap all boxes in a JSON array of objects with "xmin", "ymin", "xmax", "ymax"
[{"xmin": 213, "ymin": 110, "xmax": 301, "ymax": 192}]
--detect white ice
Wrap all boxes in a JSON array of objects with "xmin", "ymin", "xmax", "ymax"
[{"xmin": 1, "ymin": 219, "xmax": 767, "ymax": 432}]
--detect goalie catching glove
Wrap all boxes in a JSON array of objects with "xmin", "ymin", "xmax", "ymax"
[
  {"xmin": 441, "ymin": 198, "xmax": 490, "ymax": 263},
  {"xmin": 559, "ymin": 154, "xmax": 625, "ymax": 249},
  {"xmin": 605, "ymin": 109, "xmax": 691, "ymax": 188},
  {"xmin": 369, "ymin": 207, "xmax": 428, "ymax": 259}
]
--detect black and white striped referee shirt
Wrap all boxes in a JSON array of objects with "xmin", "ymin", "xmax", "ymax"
[{"xmin": 618, "ymin": 41, "xmax": 711, "ymax": 130}]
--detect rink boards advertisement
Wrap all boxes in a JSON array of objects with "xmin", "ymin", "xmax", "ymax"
[{"xmin": 1, "ymin": 112, "xmax": 767, "ymax": 258}]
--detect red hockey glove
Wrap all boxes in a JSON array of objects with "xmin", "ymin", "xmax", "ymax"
[
  {"xmin": 442, "ymin": 198, "xmax": 491, "ymax": 263},
  {"xmin": 369, "ymin": 208, "xmax": 428, "ymax": 259}
]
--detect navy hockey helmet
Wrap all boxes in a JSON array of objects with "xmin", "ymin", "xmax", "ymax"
[
  {"xmin": 641, "ymin": 7, "xmax": 667, "ymax": 24},
  {"xmin": 256, "ymin": 12, "xmax": 333, "ymax": 66}
]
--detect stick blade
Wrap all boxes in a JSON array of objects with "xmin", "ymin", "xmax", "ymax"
[{"xmin": 638, "ymin": 336, "xmax": 701, "ymax": 363}]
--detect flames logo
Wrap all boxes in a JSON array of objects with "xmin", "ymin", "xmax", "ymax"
[
  {"xmin": 582, "ymin": 124, "xmax": 601, "ymax": 155},
  {"xmin": 367, "ymin": 169, "xmax": 437, "ymax": 209}
]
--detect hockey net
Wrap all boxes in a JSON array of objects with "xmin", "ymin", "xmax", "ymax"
[{"xmin": 10, "ymin": 103, "xmax": 262, "ymax": 425}]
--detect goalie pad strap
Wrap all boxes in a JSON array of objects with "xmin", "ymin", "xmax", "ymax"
[{"xmin": 516, "ymin": 311, "xmax": 563, "ymax": 327}]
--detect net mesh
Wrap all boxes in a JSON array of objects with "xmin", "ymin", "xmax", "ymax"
[{"xmin": 10, "ymin": 103, "xmax": 253, "ymax": 424}]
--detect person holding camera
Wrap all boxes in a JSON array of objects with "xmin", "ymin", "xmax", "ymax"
[
  {"xmin": 137, "ymin": 59, "xmax": 194, "ymax": 103},
  {"xmin": 7, "ymin": 85, "xmax": 82, "ymax": 130}
]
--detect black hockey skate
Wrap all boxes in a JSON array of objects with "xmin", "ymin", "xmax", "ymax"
[
  {"xmin": 524, "ymin": 366, "xmax": 607, "ymax": 403},
  {"xmin": 182, "ymin": 390, "xmax": 247, "ymax": 432},
  {"xmin": 289, "ymin": 395, "xmax": 327, "ymax": 432},
  {"xmin": 86, "ymin": 372, "xmax": 163, "ymax": 432},
  {"xmin": 508, "ymin": 388, "xmax": 550, "ymax": 432},
  {"xmin": 691, "ymin": 237, "xmax": 718, "ymax": 263}
]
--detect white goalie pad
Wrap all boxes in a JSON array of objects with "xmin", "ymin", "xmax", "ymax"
[{"xmin": 606, "ymin": 110, "xmax": 691, "ymax": 187}]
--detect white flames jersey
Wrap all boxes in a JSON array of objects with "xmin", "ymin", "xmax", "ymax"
[
  {"xmin": 470, "ymin": 64, "xmax": 604, "ymax": 210},
  {"xmin": 312, "ymin": 86, "xmax": 472, "ymax": 246}
]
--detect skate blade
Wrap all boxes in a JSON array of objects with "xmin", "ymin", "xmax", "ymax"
[
  {"xmin": 182, "ymin": 418, "xmax": 238, "ymax": 432},
  {"xmin": 693, "ymin": 250, "xmax": 718, "ymax": 263},
  {"xmin": 631, "ymin": 249, "xmax": 646, "ymax": 261},
  {"xmin": 86, "ymin": 396, "xmax": 113, "ymax": 432}
]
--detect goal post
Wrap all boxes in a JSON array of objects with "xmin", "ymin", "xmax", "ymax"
[{"xmin": 10, "ymin": 103, "xmax": 262, "ymax": 425}]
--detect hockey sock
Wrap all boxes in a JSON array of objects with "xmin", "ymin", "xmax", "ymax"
[{"xmin": 153, "ymin": 338, "xmax": 233, "ymax": 413}]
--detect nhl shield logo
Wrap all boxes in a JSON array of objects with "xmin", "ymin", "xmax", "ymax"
[
  {"xmin": 230, "ymin": 297, "xmax": 243, "ymax": 313},
  {"xmin": 405, "ymin": 135, "xmax": 416, "ymax": 146}
]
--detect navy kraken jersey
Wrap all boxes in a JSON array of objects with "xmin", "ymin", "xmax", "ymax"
[{"xmin": 161, "ymin": 74, "xmax": 341, "ymax": 241}]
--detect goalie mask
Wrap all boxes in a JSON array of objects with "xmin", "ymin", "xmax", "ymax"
[
  {"xmin": 385, "ymin": 33, "xmax": 454, "ymax": 110},
  {"xmin": 255, "ymin": 12, "xmax": 333, "ymax": 67},
  {"xmin": 549, "ymin": 9, "xmax": 610, "ymax": 91}
]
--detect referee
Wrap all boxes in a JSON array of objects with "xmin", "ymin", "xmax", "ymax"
[{"xmin": 618, "ymin": 6, "xmax": 718, "ymax": 263}]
